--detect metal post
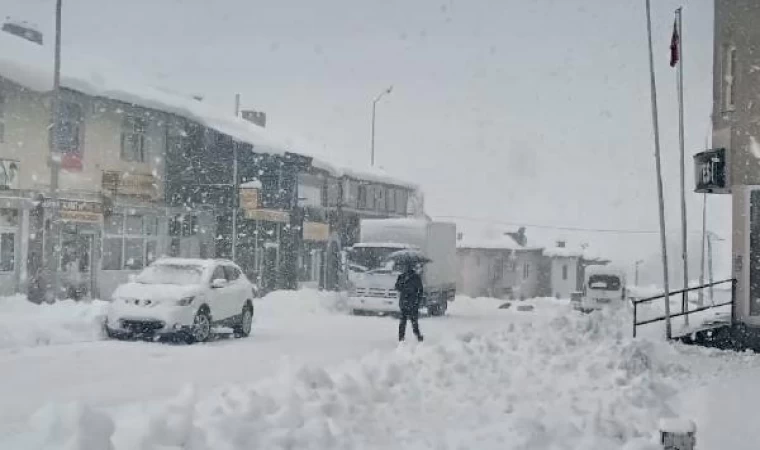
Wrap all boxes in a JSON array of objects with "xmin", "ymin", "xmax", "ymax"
[
  {"xmin": 370, "ymin": 86, "xmax": 392, "ymax": 167},
  {"xmin": 635, "ymin": 260, "xmax": 643, "ymax": 286},
  {"xmin": 676, "ymin": 7, "xmax": 689, "ymax": 325},
  {"xmin": 48, "ymin": 0, "xmax": 63, "ymax": 301},
  {"xmin": 370, "ymin": 100, "xmax": 376, "ymax": 167},
  {"xmin": 645, "ymin": 0, "xmax": 672, "ymax": 339},
  {"xmin": 707, "ymin": 232, "xmax": 715, "ymax": 305},
  {"xmin": 231, "ymin": 94, "xmax": 240, "ymax": 262},
  {"xmin": 699, "ymin": 193, "xmax": 707, "ymax": 307}
]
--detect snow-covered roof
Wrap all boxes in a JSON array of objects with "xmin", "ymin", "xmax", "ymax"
[
  {"xmin": 542, "ymin": 247, "xmax": 583, "ymax": 258},
  {"xmin": 0, "ymin": 31, "xmax": 417, "ymax": 190},
  {"xmin": 351, "ymin": 242, "xmax": 415, "ymax": 249},
  {"xmin": 151, "ymin": 257, "xmax": 217, "ymax": 268}
]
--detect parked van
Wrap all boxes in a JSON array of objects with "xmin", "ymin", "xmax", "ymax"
[{"xmin": 573, "ymin": 266, "xmax": 627, "ymax": 312}]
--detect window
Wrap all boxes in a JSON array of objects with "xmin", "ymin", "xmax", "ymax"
[
  {"xmin": 396, "ymin": 189, "xmax": 408, "ymax": 214},
  {"xmin": 102, "ymin": 213, "xmax": 159, "ymax": 270},
  {"xmin": 223, "ymin": 265, "xmax": 241, "ymax": 281},
  {"xmin": 724, "ymin": 46, "xmax": 737, "ymax": 111},
  {"xmin": 366, "ymin": 185, "xmax": 376, "ymax": 210},
  {"xmin": 357, "ymin": 185, "xmax": 368, "ymax": 209},
  {"xmin": 523, "ymin": 263, "xmax": 530, "ymax": 280},
  {"xmin": 121, "ymin": 115, "xmax": 147, "ymax": 162},
  {"xmin": 211, "ymin": 266, "xmax": 226, "ymax": 282},
  {"xmin": 562, "ymin": 264, "xmax": 568, "ymax": 281},
  {"xmin": 0, "ymin": 233, "xmax": 14, "ymax": 271},
  {"xmin": 387, "ymin": 188, "xmax": 396, "ymax": 212},
  {"xmin": 376, "ymin": 186, "xmax": 386, "ymax": 211},
  {"xmin": 0, "ymin": 92, "xmax": 5, "ymax": 143},
  {"xmin": 57, "ymin": 101, "xmax": 84, "ymax": 155},
  {"xmin": 169, "ymin": 215, "xmax": 197, "ymax": 237}
]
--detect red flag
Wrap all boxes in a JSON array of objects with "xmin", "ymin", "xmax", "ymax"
[{"xmin": 669, "ymin": 19, "xmax": 680, "ymax": 67}]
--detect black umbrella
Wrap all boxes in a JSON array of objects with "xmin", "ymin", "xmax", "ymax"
[{"xmin": 386, "ymin": 249, "xmax": 432, "ymax": 267}]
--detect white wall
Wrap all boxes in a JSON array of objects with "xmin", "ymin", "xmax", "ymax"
[{"xmin": 550, "ymin": 257, "xmax": 578, "ymax": 299}]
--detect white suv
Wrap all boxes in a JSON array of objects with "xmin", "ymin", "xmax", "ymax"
[{"xmin": 105, "ymin": 258, "xmax": 255, "ymax": 343}]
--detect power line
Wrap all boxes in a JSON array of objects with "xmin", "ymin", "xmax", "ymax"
[{"xmin": 434, "ymin": 215, "xmax": 709, "ymax": 236}]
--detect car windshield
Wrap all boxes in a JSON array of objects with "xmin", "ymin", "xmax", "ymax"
[
  {"xmin": 135, "ymin": 264, "xmax": 204, "ymax": 285},
  {"xmin": 348, "ymin": 247, "xmax": 402, "ymax": 271},
  {"xmin": 587, "ymin": 275, "xmax": 622, "ymax": 291}
]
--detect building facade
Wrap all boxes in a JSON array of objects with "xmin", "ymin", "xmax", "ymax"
[
  {"xmin": 713, "ymin": 0, "xmax": 760, "ymax": 326},
  {"xmin": 0, "ymin": 30, "xmax": 419, "ymax": 301}
]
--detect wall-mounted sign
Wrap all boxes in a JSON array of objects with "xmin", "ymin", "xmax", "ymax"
[
  {"xmin": 102, "ymin": 171, "xmax": 158, "ymax": 199},
  {"xmin": 0, "ymin": 159, "xmax": 19, "ymax": 190},
  {"xmin": 239, "ymin": 187, "xmax": 260, "ymax": 210},
  {"xmin": 42, "ymin": 198, "xmax": 103, "ymax": 223},
  {"xmin": 694, "ymin": 148, "xmax": 728, "ymax": 194},
  {"xmin": 244, "ymin": 209, "xmax": 290, "ymax": 223},
  {"xmin": 303, "ymin": 221, "xmax": 330, "ymax": 242}
]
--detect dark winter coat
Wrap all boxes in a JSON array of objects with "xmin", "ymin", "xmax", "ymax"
[{"xmin": 395, "ymin": 269, "xmax": 423, "ymax": 311}]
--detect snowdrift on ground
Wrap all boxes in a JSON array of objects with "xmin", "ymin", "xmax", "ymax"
[
  {"xmin": 0, "ymin": 296, "xmax": 107, "ymax": 349},
  {"xmin": 15, "ymin": 305, "xmax": 705, "ymax": 450}
]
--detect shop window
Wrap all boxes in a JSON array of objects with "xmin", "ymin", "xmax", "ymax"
[
  {"xmin": 0, "ymin": 233, "xmax": 14, "ymax": 271},
  {"xmin": 102, "ymin": 212, "xmax": 159, "ymax": 270},
  {"xmin": 0, "ymin": 209, "xmax": 18, "ymax": 227},
  {"xmin": 170, "ymin": 215, "xmax": 197, "ymax": 236}
]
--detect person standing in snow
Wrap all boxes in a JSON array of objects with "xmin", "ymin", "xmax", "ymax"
[{"xmin": 395, "ymin": 263, "xmax": 424, "ymax": 342}]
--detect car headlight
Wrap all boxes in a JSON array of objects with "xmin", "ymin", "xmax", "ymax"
[{"xmin": 176, "ymin": 296, "xmax": 195, "ymax": 306}]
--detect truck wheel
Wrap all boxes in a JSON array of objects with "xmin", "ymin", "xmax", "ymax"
[{"xmin": 430, "ymin": 302, "xmax": 447, "ymax": 317}]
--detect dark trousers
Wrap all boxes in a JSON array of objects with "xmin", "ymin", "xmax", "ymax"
[{"xmin": 399, "ymin": 307, "xmax": 423, "ymax": 341}]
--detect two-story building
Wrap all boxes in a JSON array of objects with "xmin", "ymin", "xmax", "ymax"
[{"xmin": 0, "ymin": 25, "xmax": 419, "ymax": 300}]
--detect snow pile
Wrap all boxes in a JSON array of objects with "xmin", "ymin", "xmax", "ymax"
[
  {"xmin": 26, "ymin": 403, "xmax": 115, "ymax": 450},
  {"xmin": 0, "ymin": 296, "xmax": 107, "ymax": 349},
  {"xmin": 254, "ymin": 289, "xmax": 348, "ymax": 317},
  {"xmin": 22, "ymin": 305, "xmax": 694, "ymax": 449}
]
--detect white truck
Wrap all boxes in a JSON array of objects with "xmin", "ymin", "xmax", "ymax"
[{"xmin": 346, "ymin": 218, "xmax": 457, "ymax": 316}]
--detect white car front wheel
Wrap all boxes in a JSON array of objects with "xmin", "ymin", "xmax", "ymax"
[
  {"xmin": 234, "ymin": 303, "xmax": 253, "ymax": 338},
  {"xmin": 187, "ymin": 309, "xmax": 212, "ymax": 344}
]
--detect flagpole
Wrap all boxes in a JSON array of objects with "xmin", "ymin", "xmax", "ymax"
[
  {"xmin": 645, "ymin": 0, "xmax": 672, "ymax": 339},
  {"xmin": 676, "ymin": 7, "xmax": 689, "ymax": 326}
]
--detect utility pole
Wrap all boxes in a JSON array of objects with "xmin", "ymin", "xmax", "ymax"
[
  {"xmin": 47, "ymin": 0, "xmax": 63, "ymax": 302},
  {"xmin": 370, "ymin": 86, "xmax": 393, "ymax": 167},
  {"xmin": 645, "ymin": 0, "xmax": 672, "ymax": 339},
  {"xmin": 707, "ymin": 231, "xmax": 720, "ymax": 305},
  {"xmin": 231, "ymin": 94, "xmax": 240, "ymax": 262}
]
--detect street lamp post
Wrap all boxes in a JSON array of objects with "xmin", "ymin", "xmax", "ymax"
[
  {"xmin": 48, "ymin": 0, "xmax": 63, "ymax": 301},
  {"xmin": 370, "ymin": 86, "xmax": 393, "ymax": 167}
]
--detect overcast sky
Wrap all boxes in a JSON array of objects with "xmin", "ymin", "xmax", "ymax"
[{"xmin": 2, "ymin": 0, "xmax": 729, "ymax": 280}]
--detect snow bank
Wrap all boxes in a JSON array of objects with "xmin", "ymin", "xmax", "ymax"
[
  {"xmin": 0, "ymin": 295, "xmax": 107, "ymax": 349},
  {"xmin": 8, "ymin": 305, "xmax": 705, "ymax": 449},
  {"xmin": 254, "ymin": 289, "xmax": 348, "ymax": 317},
  {"xmin": 26, "ymin": 403, "xmax": 115, "ymax": 450}
]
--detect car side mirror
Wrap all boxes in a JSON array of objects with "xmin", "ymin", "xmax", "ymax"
[{"xmin": 211, "ymin": 278, "xmax": 227, "ymax": 289}]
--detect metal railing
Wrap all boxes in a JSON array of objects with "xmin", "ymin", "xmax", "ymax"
[{"xmin": 632, "ymin": 279, "xmax": 736, "ymax": 338}]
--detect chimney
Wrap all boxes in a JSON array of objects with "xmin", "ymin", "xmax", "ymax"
[
  {"xmin": 505, "ymin": 227, "xmax": 527, "ymax": 247},
  {"xmin": 241, "ymin": 110, "xmax": 267, "ymax": 128}
]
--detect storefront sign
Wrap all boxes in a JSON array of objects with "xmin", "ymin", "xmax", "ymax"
[
  {"xmin": 0, "ymin": 159, "xmax": 19, "ymax": 190},
  {"xmin": 42, "ymin": 198, "xmax": 103, "ymax": 223},
  {"xmin": 694, "ymin": 148, "xmax": 728, "ymax": 194},
  {"xmin": 102, "ymin": 171, "xmax": 158, "ymax": 199},
  {"xmin": 239, "ymin": 187, "xmax": 260, "ymax": 210},
  {"xmin": 244, "ymin": 209, "xmax": 290, "ymax": 223},
  {"xmin": 303, "ymin": 221, "xmax": 329, "ymax": 242}
]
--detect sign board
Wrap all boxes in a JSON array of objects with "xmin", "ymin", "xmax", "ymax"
[
  {"xmin": 102, "ymin": 171, "xmax": 158, "ymax": 199},
  {"xmin": 42, "ymin": 199, "xmax": 103, "ymax": 223},
  {"xmin": 239, "ymin": 187, "xmax": 260, "ymax": 210},
  {"xmin": 303, "ymin": 221, "xmax": 330, "ymax": 242},
  {"xmin": 0, "ymin": 159, "xmax": 19, "ymax": 190},
  {"xmin": 244, "ymin": 209, "xmax": 290, "ymax": 223},
  {"xmin": 694, "ymin": 148, "xmax": 728, "ymax": 194}
]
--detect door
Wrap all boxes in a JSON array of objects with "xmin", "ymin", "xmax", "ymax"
[
  {"xmin": 60, "ymin": 227, "xmax": 93, "ymax": 300},
  {"xmin": 223, "ymin": 264, "xmax": 247, "ymax": 313},
  {"xmin": 209, "ymin": 265, "xmax": 234, "ymax": 319}
]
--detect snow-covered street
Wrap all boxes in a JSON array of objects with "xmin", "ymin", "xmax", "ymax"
[{"xmin": 1, "ymin": 292, "xmax": 760, "ymax": 449}]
